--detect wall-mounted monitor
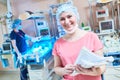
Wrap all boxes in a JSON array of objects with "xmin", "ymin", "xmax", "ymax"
[
  {"xmin": 99, "ymin": 19, "xmax": 114, "ymax": 33},
  {"xmin": 96, "ymin": 7, "xmax": 109, "ymax": 18}
]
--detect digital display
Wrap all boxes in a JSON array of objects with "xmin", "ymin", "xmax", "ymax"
[
  {"xmin": 40, "ymin": 29, "xmax": 49, "ymax": 36},
  {"xmin": 37, "ymin": 22, "xmax": 44, "ymax": 26},
  {"xmin": 99, "ymin": 19, "xmax": 114, "ymax": 33},
  {"xmin": 101, "ymin": 21, "xmax": 113, "ymax": 30},
  {"xmin": 3, "ymin": 43, "xmax": 11, "ymax": 50},
  {"xmin": 97, "ymin": 10, "xmax": 106, "ymax": 15},
  {"xmin": 2, "ymin": 42, "xmax": 12, "ymax": 53},
  {"xmin": 96, "ymin": 7, "xmax": 109, "ymax": 18}
]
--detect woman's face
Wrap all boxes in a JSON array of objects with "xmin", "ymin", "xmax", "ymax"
[
  {"xmin": 59, "ymin": 11, "xmax": 78, "ymax": 34},
  {"xmin": 16, "ymin": 23, "xmax": 22, "ymax": 30}
]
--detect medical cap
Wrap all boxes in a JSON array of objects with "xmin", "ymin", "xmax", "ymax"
[
  {"xmin": 11, "ymin": 19, "xmax": 22, "ymax": 28},
  {"xmin": 56, "ymin": 1, "xmax": 80, "ymax": 24}
]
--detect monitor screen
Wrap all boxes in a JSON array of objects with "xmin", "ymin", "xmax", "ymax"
[
  {"xmin": 99, "ymin": 19, "xmax": 114, "ymax": 33},
  {"xmin": 40, "ymin": 28, "xmax": 49, "ymax": 36},
  {"xmin": 2, "ymin": 42, "xmax": 12, "ymax": 54}
]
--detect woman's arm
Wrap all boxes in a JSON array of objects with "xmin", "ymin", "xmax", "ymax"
[
  {"xmin": 25, "ymin": 34, "xmax": 33, "ymax": 40},
  {"xmin": 25, "ymin": 34, "xmax": 41, "ymax": 42},
  {"xmin": 54, "ymin": 55, "xmax": 75, "ymax": 76},
  {"xmin": 11, "ymin": 40, "xmax": 21, "ymax": 56}
]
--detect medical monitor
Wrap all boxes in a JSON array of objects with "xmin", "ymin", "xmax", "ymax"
[
  {"xmin": 40, "ymin": 28, "xmax": 49, "ymax": 36},
  {"xmin": 2, "ymin": 42, "xmax": 12, "ymax": 54},
  {"xmin": 96, "ymin": 7, "xmax": 109, "ymax": 18},
  {"xmin": 99, "ymin": 19, "xmax": 114, "ymax": 33},
  {"xmin": 36, "ymin": 21, "xmax": 50, "ymax": 36}
]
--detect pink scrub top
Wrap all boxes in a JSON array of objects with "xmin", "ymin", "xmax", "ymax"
[{"xmin": 52, "ymin": 32, "xmax": 103, "ymax": 80}]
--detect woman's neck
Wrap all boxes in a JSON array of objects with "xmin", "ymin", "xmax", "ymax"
[
  {"xmin": 63, "ymin": 29, "xmax": 87, "ymax": 41},
  {"xmin": 13, "ymin": 29, "xmax": 19, "ymax": 32}
]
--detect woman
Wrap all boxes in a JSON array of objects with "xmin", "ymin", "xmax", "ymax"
[
  {"xmin": 10, "ymin": 19, "xmax": 40, "ymax": 80},
  {"xmin": 52, "ymin": 2, "xmax": 106, "ymax": 80}
]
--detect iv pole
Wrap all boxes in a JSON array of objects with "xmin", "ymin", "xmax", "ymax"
[
  {"xmin": 88, "ymin": 0, "xmax": 94, "ymax": 31},
  {"xmin": 6, "ymin": 0, "xmax": 13, "ymax": 33},
  {"xmin": 117, "ymin": 0, "xmax": 120, "ymax": 29}
]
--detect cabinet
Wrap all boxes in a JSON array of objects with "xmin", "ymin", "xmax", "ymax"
[
  {"xmin": 27, "ymin": 57, "xmax": 62, "ymax": 80},
  {"xmin": 0, "ymin": 42, "xmax": 16, "ymax": 70},
  {"xmin": 0, "ymin": 53, "xmax": 17, "ymax": 71},
  {"xmin": 103, "ymin": 66, "xmax": 120, "ymax": 80}
]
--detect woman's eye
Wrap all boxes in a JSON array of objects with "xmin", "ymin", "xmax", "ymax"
[
  {"xmin": 60, "ymin": 15, "xmax": 72, "ymax": 21},
  {"xmin": 67, "ymin": 15, "xmax": 72, "ymax": 18},
  {"xmin": 60, "ymin": 18, "xmax": 65, "ymax": 21}
]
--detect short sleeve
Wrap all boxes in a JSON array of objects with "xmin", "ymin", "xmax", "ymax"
[
  {"xmin": 93, "ymin": 33, "xmax": 103, "ymax": 52},
  {"xmin": 52, "ymin": 42, "xmax": 59, "ymax": 56},
  {"xmin": 10, "ymin": 31, "xmax": 16, "ymax": 40},
  {"xmin": 19, "ymin": 30, "xmax": 25, "ymax": 35}
]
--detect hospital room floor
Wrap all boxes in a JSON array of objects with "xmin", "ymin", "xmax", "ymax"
[
  {"xmin": 0, "ymin": 71, "xmax": 20, "ymax": 80},
  {"xmin": 0, "ymin": 57, "xmax": 61, "ymax": 80},
  {"xmin": 0, "ymin": 70, "xmax": 61, "ymax": 80}
]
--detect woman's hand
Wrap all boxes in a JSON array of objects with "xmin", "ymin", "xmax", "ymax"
[
  {"xmin": 31, "ymin": 36, "xmax": 41, "ymax": 42},
  {"xmin": 75, "ymin": 64, "xmax": 104, "ymax": 76},
  {"xmin": 75, "ymin": 64, "xmax": 94, "ymax": 75},
  {"xmin": 62, "ymin": 64, "xmax": 75, "ymax": 75}
]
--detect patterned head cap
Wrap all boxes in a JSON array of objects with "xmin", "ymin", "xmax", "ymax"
[
  {"xmin": 56, "ymin": 1, "xmax": 80, "ymax": 24},
  {"xmin": 11, "ymin": 19, "xmax": 22, "ymax": 29}
]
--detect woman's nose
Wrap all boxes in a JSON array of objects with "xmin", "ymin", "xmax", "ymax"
[{"xmin": 64, "ymin": 18, "xmax": 69, "ymax": 24}]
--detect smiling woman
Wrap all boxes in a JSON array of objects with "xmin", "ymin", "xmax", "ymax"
[{"xmin": 52, "ymin": 1, "xmax": 105, "ymax": 80}]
